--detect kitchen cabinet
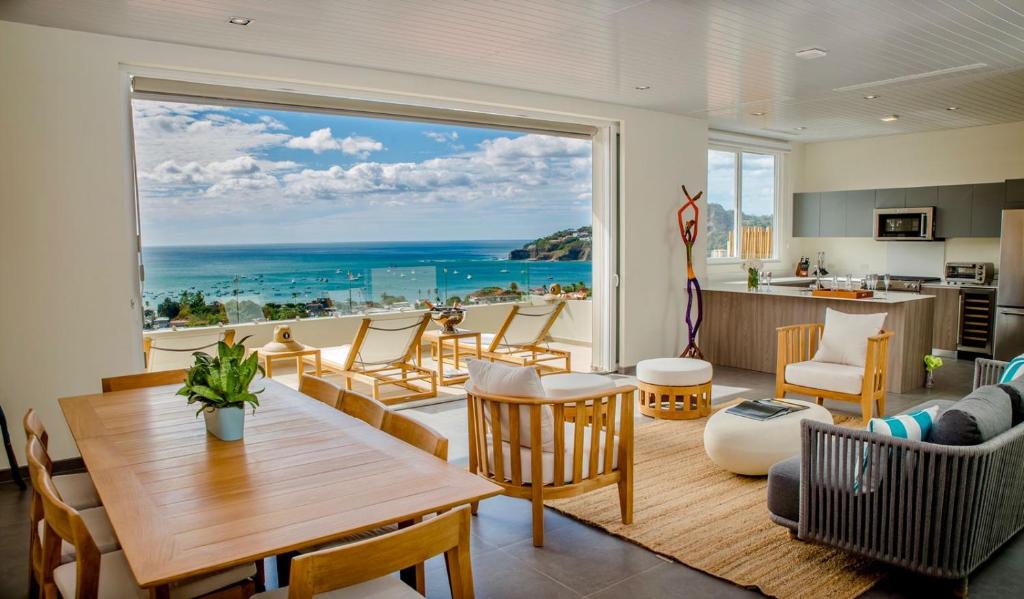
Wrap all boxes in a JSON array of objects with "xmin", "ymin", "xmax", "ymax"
[
  {"xmin": 793, "ymin": 192, "xmax": 820, "ymax": 237},
  {"xmin": 922, "ymin": 285, "xmax": 960, "ymax": 352},
  {"xmin": 875, "ymin": 188, "xmax": 906, "ymax": 208},
  {"xmin": 971, "ymin": 183, "xmax": 1005, "ymax": 237},
  {"xmin": 936, "ymin": 185, "xmax": 972, "ymax": 239},
  {"xmin": 1007, "ymin": 179, "xmax": 1024, "ymax": 210},
  {"xmin": 906, "ymin": 186, "xmax": 938, "ymax": 207},
  {"xmin": 819, "ymin": 192, "xmax": 847, "ymax": 237},
  {"xmin": 844, "ymin": 190, "xmax": 875, "ymax": 237}
]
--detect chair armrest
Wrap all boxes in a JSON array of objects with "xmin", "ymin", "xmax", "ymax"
[
  {"xmin": 974, "ymin": 358, "xmax": 1008, "ymax": 390},
  {"xmin": 776, "ymin": 323, "xmax": 824, "ymax": 370}
]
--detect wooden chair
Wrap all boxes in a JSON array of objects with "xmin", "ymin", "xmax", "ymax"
[
  {"xmin": 22, "ymin": 409, "xmax": 101, "ymax": 511},
  {"xmin": 470, "ymin": 302, "xmax": 571, "ymax": 375},
  {"xmin": 466, "ymin": 381, "xmax": 635, "ymax": 547},
  {"xmin": 259, "ymin": 506, "xmax": 474, "ymax": 599},
  {"xmin": 382, "ymin": 411, "xmax": 448, "ymax": 460},
  {"xmin": 775, "ymin": 323, "xmax": 894, "ymax": 423},
  {"xmin": 339, "ymin": 390, "xmax": 388, "ymax": 428},
  {"xmin": 100, "ymin": 368, "xmax": 188, "ymax": 393},
  {"xmin": 143, "ymin": 328, "xmax": 235, "ymax": 371},
  {"xmin": 298, "ymin": 375, "xmax": 344, "ymax": 409},
  {"xmin": 27, "ymin": 437, "xmax": 256, "ymax": 599},
  {"xmin": 316, "ymin": 315, "xmax": 437, "ymax": 405}
]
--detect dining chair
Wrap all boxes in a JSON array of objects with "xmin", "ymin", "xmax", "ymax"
[
  {"xmin": 463, "ymin": 301, "xmax": 570, "ymax": 375},
  {"xmin": 298, "ymin": 375, "xmax": 344, "ymax": 409},
  {"xmin": 258, "ymin": 506, "xmax": 475, "ymax": 599},
  {"xmin": 28, "ymin": 437, "xmax": 257, "ymax": 599},
  {"xmin": 382, "ymin": 411, "xmax": 448, "ymax": 460},
  {"xmin": 100, "ymin": 368, "xmax": 188, "ymax": 393},
  {"xmin": 338, "ymin": 389, "xmax": 388, "ymax": 428},
  {"xmin": 25, "ymin": 437, "xmax": 120, "ymax": 599},
  {"xmin": 22, "ymin": 409, "xmax": 101, "ymax": 510}
]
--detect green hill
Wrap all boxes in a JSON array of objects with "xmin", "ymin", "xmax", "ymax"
[{"xmin": 509, "ymin": 226, "xmax": 592, "ymax": 261}]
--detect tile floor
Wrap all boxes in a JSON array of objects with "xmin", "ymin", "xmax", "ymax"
[{"xmin": 4, "ymin": 359, "xmax": 1023, "ymax": 598}]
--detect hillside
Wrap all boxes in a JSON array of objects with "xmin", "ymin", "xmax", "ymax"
[{"xmin": 509, "ymin": 226, "xmax": 592, "ymax": 261}]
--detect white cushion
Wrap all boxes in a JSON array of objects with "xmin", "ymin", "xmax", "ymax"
[
  {"xmin": 540, "ymin": 373, "xmax": 618, "ymax": 398},
  {"xmin": 466, "ymin": 360, "xmax": 554, "ymax": 451},
  {"xmin": 41, "ymin": 506, "xmax": 120, "ymax": 564},
  {"xmin": 785, "ymin": 360, "xmax": 865, "ymax": 395},
  {"xmin": 321, "ymin": 344, "xmax": 353, "ymax": 368},
  {"xmin": 486, "ymin": 422, "xmax": 619, "ymax": 484},
  {"xmin": 812, "ymin": 308, "xmax": 887, "ymax": 368},
  {"xmin": 459, "ymin": 332, "xmax": 496, "ymax": 349},
  {"xmin": 635, "ymin": 358, "xmax": 712, "ymax": 387},
  {"xmin": 53, "ymin": 472, "xmax": 102, "ymax": 510},
  {"xmin": 53, "ymin": 550, "xmax": 256, "ymax": 599},
  {"xmin": 254, "ymin": 575, "xmax": 422, "ymax": 599}
]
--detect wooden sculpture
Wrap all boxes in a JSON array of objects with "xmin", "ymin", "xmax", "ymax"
[{"xmin": 678, "ymin": 185, "xmax": 704, "ymax": 359}]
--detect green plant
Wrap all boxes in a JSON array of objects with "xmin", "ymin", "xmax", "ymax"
[
  {"xmin": 177, "ymin": 336, "xmax": 264, "ymax": 416},
  {"xmin": 924, "ymin": 354, "xmax": 944, "ymax": 372}
]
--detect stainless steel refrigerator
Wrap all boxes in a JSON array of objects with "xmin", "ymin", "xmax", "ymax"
[{"xmin": 995, "ymin": 210, "xmax": 1024, "ymax": 360}]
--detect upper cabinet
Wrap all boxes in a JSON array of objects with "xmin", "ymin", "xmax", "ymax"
[
  {"xmin": 935, "ymin": 185, "xmax": 972, "ymax": 239},
  {"xmin": 875, "ymin": 188, "xmax": 906, "ymax": 208},
  {"xmin": 1008, "ymin": 179, "xmax": 1024, "ymax": 210},
  {"xmin": 971, "ymin": 183, "xmax": 1005, "ymax": 237},
  {"xmin": 792, "ymin": 192, "xmax": 820, "ymax": 237},
  {"xmin": 906, "ymin": 186, "xmax": 937, "ymax": 207},
  {"xmin": 844, "ymin": 190, "xmax": 875, "ymax": 237},
  {"xmin": 819, "ymin": 192, "xmax": 847, "ymax": 237}
]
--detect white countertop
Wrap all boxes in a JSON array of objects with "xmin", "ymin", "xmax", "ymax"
[{"xmin": 705, "ymin": 280, "xmax": 932, "ymax": 304}]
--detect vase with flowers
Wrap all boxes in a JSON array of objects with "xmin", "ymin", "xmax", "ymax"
[
  {"xmin": 924, "ymin": 354, "xmax": 943, "ymax": 388},
  {"xmin": 742, "ymin": 259, "xmax": 764, "ymax": 291}
]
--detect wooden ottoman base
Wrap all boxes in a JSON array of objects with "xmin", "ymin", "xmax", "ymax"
[{"xmin": 637, "ymin": 380, "xmax": 712, "ymax": 420}]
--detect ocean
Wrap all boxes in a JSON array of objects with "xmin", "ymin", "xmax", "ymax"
[{"xmin": 141, "ymin": 241, "xmax": 592, "ymax": 311}]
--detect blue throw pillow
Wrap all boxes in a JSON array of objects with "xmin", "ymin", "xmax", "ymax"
[
  {"xmin": 869, "ymin": 406, "xmax": 939, "ymax": 441},
  {"xmin": 999, "ymin": 354, "xmax": 1024, "ymax": 384}
]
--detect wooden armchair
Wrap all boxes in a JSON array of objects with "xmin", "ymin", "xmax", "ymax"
[
  {"xmin": 775, "ymin": 323, "xmax": 893, "ymax": 423},
  {"xmin": 466, "ymin": 381, "xmax": 635, "ymax": 547},
  {"xmin": 472, "ymin": 302, "xmax": 571, "ymax": 375}
]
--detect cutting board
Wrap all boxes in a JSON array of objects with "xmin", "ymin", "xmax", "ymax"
[{"xmin": 811, "ymin": 289, "xmax": 875, "ymax": 299}]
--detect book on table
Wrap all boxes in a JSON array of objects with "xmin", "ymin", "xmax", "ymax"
[{"xmin": 725, "ymin": 399, "xmax": 809, "ymax": 421}]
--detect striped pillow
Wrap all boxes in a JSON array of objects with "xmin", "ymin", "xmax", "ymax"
[
  {"xmin": 869, "ymin": 406, "xmax": 939, "ymax": 441},
  {"xmin": 999, "ymin": 355, "xmax": 1024, "ymax": 384}
]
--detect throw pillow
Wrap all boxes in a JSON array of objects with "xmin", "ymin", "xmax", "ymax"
[
  {"xmin": 999, "ymin": 354, "xmax": 1024, "ymax": 383},
  {"xmin": 930, "ymin": 385, "xmax": 1013, "ymax": 446},
  {"xmin": 998, "ymin": 378, "xmax": 1024, "ymax": 426},
  {"xmin": 466, "ymin": 360, "xmax": 554, "ymax": 451},
  {"xmin": 869, "ymin": 406, "xmax": 939, "ymax": 441},
  {"xmin": 812, "ymin": 308, "xmax": 888, "ymax": 368}
]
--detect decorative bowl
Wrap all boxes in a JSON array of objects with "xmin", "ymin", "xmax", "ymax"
[{"xmin": 430, "ymin": 307, "xmax": 465, "ymax": 334}]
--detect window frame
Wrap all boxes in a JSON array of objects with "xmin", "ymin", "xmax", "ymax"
[{"xmin": 706, "ymin": 143, "xmax": 782, "ymax": 264}]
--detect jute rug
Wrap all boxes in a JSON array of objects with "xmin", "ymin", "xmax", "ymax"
[{"xmin": 546, "ymin": 408, "xmax": 887, "ymax": 599}]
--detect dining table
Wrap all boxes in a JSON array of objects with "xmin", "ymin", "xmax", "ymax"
[{"xmin": 59, "ymin": 378, "xmax": 501, "ymax": 596}]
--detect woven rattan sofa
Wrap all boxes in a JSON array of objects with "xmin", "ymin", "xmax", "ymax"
[{"xmin": 768, "ymin": 358, "xmax": 1022, "ymax": 581}]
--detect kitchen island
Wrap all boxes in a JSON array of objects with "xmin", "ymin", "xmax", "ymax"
[{"xmin": 701, "ymin": 281, "xmax": 934, "ymax": 392}]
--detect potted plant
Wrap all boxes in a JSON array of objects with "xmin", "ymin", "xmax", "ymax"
[
  {"xmin": 177, "ymin": 337, "xmax": 264, "ymax": 441},
  {"xmin": 742, "ymin": 258, "xmax": 764, "ymax": 291},
  {"xmin": 924, "ymin": 354, "xmax": 944, "ymax": 388}
]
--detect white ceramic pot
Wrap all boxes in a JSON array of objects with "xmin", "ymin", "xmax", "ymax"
[{"xmin": 203, "ymin": 406, "xmax": 245, "ymax": 441}]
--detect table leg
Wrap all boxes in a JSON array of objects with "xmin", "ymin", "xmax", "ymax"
[
  {"xmin": 315, "ymin": 353, "xmax": 322, "ymax": 377},
  {"xmin": 475, "ymin": 336, "xmax": 482, "ymax": 360},
  {"xmin": 149, "ymin": 585, "xmax": 170, "ymax": 599},
  {"xmin": 264, "ymin": 356, "xmax": 274, "ymax": 379},
  {"xmin": 0, "ymin": 405, "xmax": 25, "ymax": 489},
  {"xmin": 295, "ymin": 356, "xmax": 304, "ymax": 386},
  {"xmin": 415, "ymin": 343, "xmax": 422, "ymax": 367}
]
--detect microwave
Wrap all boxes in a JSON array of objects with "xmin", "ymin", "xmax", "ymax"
[{"xmin": 873, "ymin": 207, "xmax": 936, "ymax": 241}]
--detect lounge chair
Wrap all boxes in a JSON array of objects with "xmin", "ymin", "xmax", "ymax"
[
  {"xmin": 315, "ymin": 314, "xmax": 437, "ymax": 405},
  {"xmin": 143, "ymin": 328, "xmax": 235, "ymax": 371},
  {"xmin": 467, "ymin": 301, "xmax": 571, "ymax": 375}
]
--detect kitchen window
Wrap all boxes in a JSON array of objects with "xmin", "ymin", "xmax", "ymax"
[{"xmin": 706, "ymin": 146, "xmax": 779, "ymax": 261}]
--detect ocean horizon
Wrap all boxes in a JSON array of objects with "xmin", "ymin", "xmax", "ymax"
[{"xmin": 142, "ymin": 240, "xmax": 592, "ymax": 308}]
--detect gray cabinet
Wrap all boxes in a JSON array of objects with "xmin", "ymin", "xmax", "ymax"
[
  {"xmin": 936, "ymin": 185, "xmax": 972, "ymax": 239},
  {"xmin": 907, "ymin": 186, "xmax": 937, "ymax": 207},
  {"xmin": 793, "ymin": 192, "xmax": 820, "ymax": 237},
  {"xmin": 819, "ymin": 192, "xmax": 847, "ymax": 237},
  {"xmin": 1008, "ymin": 179, "xmax": 1024, "ymax": 210},
  {"xmin": 875, "ymin": 188, "xmax": 906, "ymax": 208},
  {"xmin": 844, "ymin": 190, "xmax": 875, "ymax": 237},
  {"xmin": 972, "ymin": 183, "xmax": 1005, "ymax": 237}
]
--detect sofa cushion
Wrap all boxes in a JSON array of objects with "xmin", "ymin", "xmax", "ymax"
[
  {"xmin": 999, "ymin": 379, "xmax": 1024, "ymax": 425},
  {"xmin": 812, "ymin": 308, "xmax": 887, "ymax": 368},
  {"xmin": 541, "ymin": 373, "xmax": 618, "ymax": 398},
  {"xmin": 767, "ymin": 456, "xmax": 800, "ymax": 529},
  {"xmin": 930, "ymin": 385, "xmax": 1013, "ymax": 446},
  {"xmin": 784, "ymin": 360, "xmax": 864, "ymax": 395}
]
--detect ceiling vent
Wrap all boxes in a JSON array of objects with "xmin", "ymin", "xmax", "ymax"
[{"xmin": 833, "ymin": 63, "xmax": 988, "ymax": 92}]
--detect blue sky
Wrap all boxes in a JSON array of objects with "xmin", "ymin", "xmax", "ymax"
[
  {"xmin": 132, "ymin": 100, "xmax": 592, "ymax": 246},
  {"xmin": 707, "ymin": 148, "xmax": 775, "ymax": 217}
]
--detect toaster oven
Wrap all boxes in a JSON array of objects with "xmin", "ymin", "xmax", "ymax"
[{"xmin": 944, "ymin": 262, "xmax": 994, "ymax": 286}]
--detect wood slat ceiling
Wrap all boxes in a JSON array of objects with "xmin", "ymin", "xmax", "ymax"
[{"xmin": 2, "ymin": 0, "xmax": 1024, "ymax": 141}]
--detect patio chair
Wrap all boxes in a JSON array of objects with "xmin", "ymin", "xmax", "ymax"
[
  {"xmin": 469, "ymin": 302, "xmax": 571, "ymax": 375},
  {"xmin": 143, "ymin": 328, "xmax": 235, "ymax": 372},
  {"xmin": 316, "ymin": 315, "xmax": 437, "ymax": 405}
]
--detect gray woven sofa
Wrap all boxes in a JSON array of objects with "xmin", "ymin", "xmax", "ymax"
[{"xmin": 767, "ymin": 358, "xmax": 1024, "ymax": 580}]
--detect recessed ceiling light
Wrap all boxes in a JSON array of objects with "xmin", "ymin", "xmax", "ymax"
[
  {"xmin": 946, "ymin": 106, "xmax": 960, "ymax": 111},
  {"xmin": 794, "ymin": 126, "xmax": 807, "ymax": 130},
  {"xmin": 634, "ymin": 85, "xmax": 651, "ymax": 91},
  {"xmin": 881, "ymin": 114, "xmax": 900, "ymax": 122},
  {"xmin": 863, "ymin": 94, "xmax": 880, "ymax": 100},
  {"xmin": 228, "ymin": 16, "xmax": 252, "ymax": 26},
  {"xmin": 751, "ymin": 111, "xmax": 767, "ymax": 116},
  {"xmin": 795, "ymin": 47, "xmax": 828, "ymax": 59}
]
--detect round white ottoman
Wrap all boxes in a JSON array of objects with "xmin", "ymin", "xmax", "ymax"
[
  {"xmin": 635, "ymin": 358, "xmax": 713, "ymax": 420},
  {"xmin": 703, "ymin": 399, "xmax": 832, "ymax": 475}
]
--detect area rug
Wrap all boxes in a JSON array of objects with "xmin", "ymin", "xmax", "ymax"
[{"xmin": 546, "ymin": 408, "xmax": 886, "ymax": 599}]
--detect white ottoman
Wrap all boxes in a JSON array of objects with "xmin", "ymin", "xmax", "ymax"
[
  {"xmin": 703, "ymin": 399, "xmax": 832, "ymax": 475},
  {"xmin": 635, "ymin": 358, "xmax": 713, "ymax": 420}
]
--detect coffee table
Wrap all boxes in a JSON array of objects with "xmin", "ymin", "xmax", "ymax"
[{"xmin": 703, "ymin": 399, "xmax": 832, "ymax": 475}]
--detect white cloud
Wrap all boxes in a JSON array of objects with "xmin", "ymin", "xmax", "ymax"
[
  {"xmin": 423, "ymin": 131, "xmax": 459, "ymax": 143},
  {"xmin": 285, "ymin": 128, "xmax": 384, "ymax": 157},
  {"xmin": 140, "ymin": 155, "xmax": 298, "ymax": 197}
]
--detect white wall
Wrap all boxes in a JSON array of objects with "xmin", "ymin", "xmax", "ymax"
[
  {"xmin": 790, "ymin": 121, "xmax": 1024, "ymax": 276},
  {"xmin": 0, "ymin": 21, "xmax": 706, "ymax": 462}
]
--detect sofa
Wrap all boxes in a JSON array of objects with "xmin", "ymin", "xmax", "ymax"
[{"xmin": 767, "ymin": 358, "xmax": 1024, "ymax": 579}]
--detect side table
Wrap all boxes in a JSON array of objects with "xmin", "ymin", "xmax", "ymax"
[
  {"xmin": 257, "ymin": 345, "xmax": 322, "ymax": 386},
  {"xmin": 417, "ymin": 329, "xmax": 481, "ymax": 386}
]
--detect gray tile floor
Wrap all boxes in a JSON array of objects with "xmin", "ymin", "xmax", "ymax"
[{"xmin": 4, "ymin": 360, "xmax": 1022, "ymax": 598}]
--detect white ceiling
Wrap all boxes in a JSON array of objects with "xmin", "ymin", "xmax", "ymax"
[{"xmin": 3, "ymin": 0, "xmax": 1024, "ymax": 142}]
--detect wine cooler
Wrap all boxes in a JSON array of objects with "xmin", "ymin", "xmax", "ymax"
[{"xmin": 958, "ymin": 287, "xmax": 996, "ymax": 358}]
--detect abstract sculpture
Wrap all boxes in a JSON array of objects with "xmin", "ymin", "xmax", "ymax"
[{"xmin": 678, "ymin": 185, "xmax": 704, "ymax": 359}]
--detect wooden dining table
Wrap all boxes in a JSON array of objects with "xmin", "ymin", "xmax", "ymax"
[{"xmin": 59, "ymin": 379, "xmax": 501, "ymax": 595}]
